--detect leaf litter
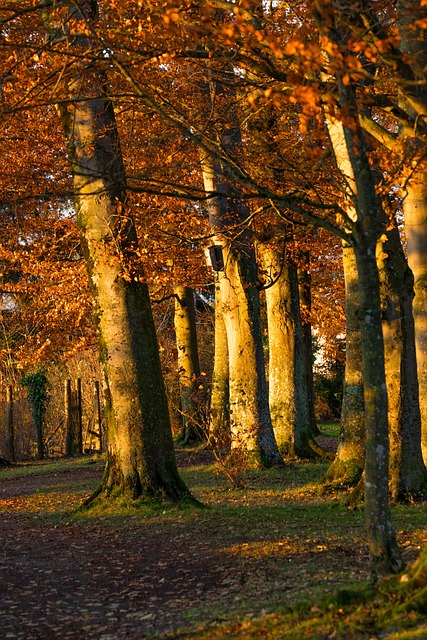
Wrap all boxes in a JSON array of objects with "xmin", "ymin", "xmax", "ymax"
[{"xmin": 0, "ymin": 449, "xmax": 425, "ymax": 639}]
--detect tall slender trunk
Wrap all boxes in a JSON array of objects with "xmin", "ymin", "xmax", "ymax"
[
  {"xmin": 324, "ymin": 241, "xmax": 365, "ymax": 486},
  {"xmin": 324, "ymin": 118, "xmax": 365, "ymax": 486},
  {"xmin": 297, "ymin": 253, "xmax": 319, "ymax": 436},
  {"xmin": 257, "ymin": 238, "xmax": 316, "ymax": 458},
  {"xmin": 378, "ymin": 227, "xmax": 427, "ymax": 500},
  {"xmin": 209, "ymin": 281, "xmax": 230, "ymax": 443},
  {"xmin": 353, "ymin": 234, "xmax": 403, "ymax": 575},
  {"xmin": 338, "ymin": 78, "xmax": 403, "ymax": 574},
  {"xmin": 56, "ymin": 1, "xmax": 191, "ymax": 502},
  {"xmin": 173, "ymin": 285, "xmax": 203, "ymax": 444}
]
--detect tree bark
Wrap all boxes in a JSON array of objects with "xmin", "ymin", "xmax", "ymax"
[
  {"xmin": 173, "ymin": 285, "xmax": 204, "ymax": 444},
  {"xmin": 257, "ymin": 238, "xmax": 316, "ymax": 458},
  {"xmin": 338, "ymin": 77, "xmax": 403, "ymax": 575},
  {"xmin": 6, "ymin": 385, "xmax": 15, "ymax": 463},
  {"xmin": 297, "ymin": 254, "xmax": 319, "ymax": 437},
  {"xmin": 378, "ymin": 226, "xmax": 427, "ymax": 500},
  {"xmin": 324, "ymin": 242, "xmax": 365, "ymax": 486},
  {"xmin": 324, "ymin": 117, "xmax": 365, "ymax": 486},
  {"xmin": 56, "ymin": 1, "xmax": 191, "ymax": 502},
  {"xmin": 209, "ymin": 281, "xmax": 230, "ymax": 444}
]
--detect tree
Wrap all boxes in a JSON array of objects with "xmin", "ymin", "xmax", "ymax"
[
  {"xmin": 173, "ymin": 285, "xmax": 204, "ymax": 444},
  {"xmin": 201, "ymin": 148, "xmax": 281, "ymax": 467},
  {"xmin": 198, "ymin": 61, "xmax": 282, "ymax": 467},
  {"xmin": 50, "ymin": 0, "xmax": 192, "ymax": 501},
  {"xmin": 257, "ymin": 232, "xmax": 315, "ymax": 458},
  {"xmin": 209, "ymin": 281, "xmax": 230, "ymax": 442}
]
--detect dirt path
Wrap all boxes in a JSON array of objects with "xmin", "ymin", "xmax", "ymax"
[
  {"xmin": 0, "ymin": 462, "xmax": 243, "ymax": 639},
  {"xmin": 0, "ymin": 453, "xmax": 423, "ymax": 639}
]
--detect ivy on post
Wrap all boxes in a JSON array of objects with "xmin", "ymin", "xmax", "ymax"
[{"xmin": 21, "ymin": 371, "xmax": 48, "ymax": 460}]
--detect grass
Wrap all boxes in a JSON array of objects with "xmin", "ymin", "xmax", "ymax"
[
  {"xmin": 0, "ymin": 448, "xmax": 426, "ymax": 639},
  {"xmin": 318, "ymin": 421, "xmax": 341, "ymax": 438},
  {"xmin": 0, "ymin": 453, "xmax": 104, "ymax": 479}
]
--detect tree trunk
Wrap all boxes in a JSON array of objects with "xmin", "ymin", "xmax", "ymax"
[
  {"xmin": 324, "ymin": 242, "xmax": 365, "ymax": 486},
  {"xmin": 174, "ymin": 285, "xmax": 204, "ymax": 444},
  {"xmin": 258, "ymin": 238, "xmax": 316, "ymax": 458},
  {"xmin": 56, "ymin": 1, "xmax": 191, "ymax": 503},
  {"xmin": 397, "ymin": 0, "xmax": 427, "ymax": 466},
  {"xmin": 215, "ymin": 238, "xmax": 281, "ymax": 466},
  {"xmin": 324, "ymin": 117, "xmax": 365, "ymax": 487},
  {"xmin": 402, "ymin": 167, "xmax": 427, "ymax": 465},
  {"xmin": 297, "ymin": 254, "xmax": 319, "ymax": 437},
  {"xmin": 378, "ymin": 226, "xmax": 427, "ymax": 500},
  {"xmin": 6, "ymin": 385, "xmax": 15, "ymax": 463},
  {"xmin": 353, "ymin": 235, "xmax": 402, "ymax": 575},
  {"xmin": 199, "ymin": 73, "xmax": 281, "ymax": 467},
  {"xmin": 209, "ymin": 281, "xmax": 230, "ymax": 445},
  {"xmin": 337, "ymin": 77, "xmax": 403, "ymax": 575}
]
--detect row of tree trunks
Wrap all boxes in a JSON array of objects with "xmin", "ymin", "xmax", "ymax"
[
  {"xmin": 325, "ymin": 115, "xmax": 427, "ymax": 500},
  {"xmin": 257, "ymin": 238, "xmax": 314, "ymax": 458},
  {"xmin": 198, "ymin": 62, "xmax": 282, "ymax": 466}
]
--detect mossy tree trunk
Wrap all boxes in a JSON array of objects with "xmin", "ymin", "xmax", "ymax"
[
  {"xmin": 56, "ymin": 1, "xmax": 191, "ymax": 502},
  {"xmin": 257, "ymin": 237, "xmax": 316, "ymax": 458},
  {"xmin": 297, "ymin": 253, "xmax": 319, "ymax": 437},
  {"xmin": 378, "ymin": 226, "xmax": 427, "ymax": 500},
  {"xmin": 338, "ymin": 78, "xmax": 403, "ymax": 575},
  {"xmin": 324, "ymin": 117, "xmax": 365, "ymax": 487},
  {"xmin": 209, "ymin": 281, "xmax": 230, "ymax": 444},
  {"xmin": 324, "ymin": 241, "xmax": 365, "ymax": 486},
  {"xmin": 173, "ymin": 285, "xmax": 204, "ymax": 444}
]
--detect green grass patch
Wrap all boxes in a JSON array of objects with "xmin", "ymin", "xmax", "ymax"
[
  {"xmin": 0, "ymin": 454, "xmax": 104, "ymax": 480},
  {"xmin": 318, "ymin": 421, "xmax": 340, "ymax": 438}
]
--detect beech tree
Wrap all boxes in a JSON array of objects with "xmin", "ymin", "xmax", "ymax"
[
  {"xmin": 257, "ymin": 231, "xmax": 315, "ymax": 458},
  {"xmin": 3, "ymin": 0, "xmax": 425, "ymax": 575},
  {"xmin": 173, "ymin": 285, "xmax": 203, "ymax": 444},
  {"xmin": 48, "ymin": 0, "xmax": 192, "ymax": 501}
]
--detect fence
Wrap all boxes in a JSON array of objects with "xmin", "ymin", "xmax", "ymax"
[{"xmin": 0, "ymin": 378, "xmax": 104, "ymax": 462}]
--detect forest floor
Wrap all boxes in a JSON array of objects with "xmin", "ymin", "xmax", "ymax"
[{"xmin": 0, "ymin": 428, "xmax": 426, "ymax": 640}]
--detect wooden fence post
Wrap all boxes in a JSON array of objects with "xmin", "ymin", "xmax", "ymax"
[
  {"xmin": 65, "ymin": 379, "xmax": 72, "ymax": 456},
  {"xmin": 94, "ymin": 380, "xmax": 102, "ymax": 451},
  {"xmin": 76, "ymin": 378, "xmax": 83, "ymax": 455},
  {"xmin": 6, "ymin": 385, "xmax": 15, "ymax": 463}
]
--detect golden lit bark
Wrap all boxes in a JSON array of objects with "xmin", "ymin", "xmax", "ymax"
[
  {"xmin": 257, "ymin": 239, "xmax": 316, "ymax": 458},
  {"xmin": 56, "ymin": 1, "xmax": 191, "ymax": 502},
  {"xmin": 174, "ymin": 286, "xmax": 203, "ymax": 444}
]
